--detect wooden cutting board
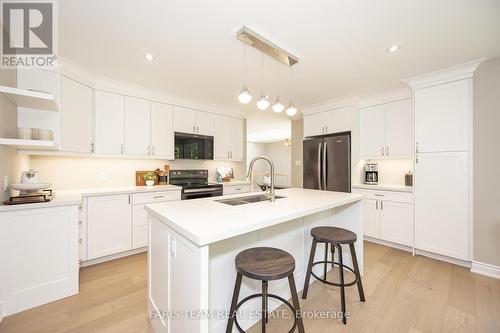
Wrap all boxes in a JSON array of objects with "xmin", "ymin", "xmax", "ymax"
[{"xmin": 135, "ymin": 171, "xmax": 159, "ymax": 186}]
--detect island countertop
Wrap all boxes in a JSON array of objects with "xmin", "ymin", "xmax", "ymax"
[{"xmin": 145, "ymin": 187, "xmax": 364, "ymax": 247}]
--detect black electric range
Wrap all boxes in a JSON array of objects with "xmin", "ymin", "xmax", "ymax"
[{"xmin": 169, "ymin": 169, "xmax": 223, "ymax": 200}]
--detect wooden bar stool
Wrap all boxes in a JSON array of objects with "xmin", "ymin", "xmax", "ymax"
[
  {"xmin": 302, "ymin": 226, "xmax": 365, "ymax": 325},
  {"xmin": 226, "ymin": 247, "xmax": 305, "ymax": 333}
]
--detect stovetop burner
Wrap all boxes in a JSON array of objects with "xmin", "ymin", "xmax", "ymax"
[
  {"xmin": 169, "ymin": 169, "xmax": 223, "ymax": 199},
  {"xmin": 3, "ymin": 189, "xmax": 55, "ymax": 205}
]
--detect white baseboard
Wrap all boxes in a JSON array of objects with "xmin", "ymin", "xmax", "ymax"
[
  {"xmin": 414, "ymin": 249, "xmax": 471, "ymax": 268},
  {"xmin": 364, "ymin": 236, "xmax": 413, "ymax": 253},
  {"xmin": 80, "ymin": 247, "xmax": 147, "ymax": 267},
  {"xmin": 471, "ymin": 261, "xmax": 500, "ymax": 279}
]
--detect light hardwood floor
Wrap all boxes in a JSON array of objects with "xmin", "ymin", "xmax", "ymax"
[{"xmin": 1, "ymin": 242, "xmax": 499, "ymax": 333}]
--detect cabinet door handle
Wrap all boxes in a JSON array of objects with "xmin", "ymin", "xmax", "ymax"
[
  {"xmin": 121, "ymin": 144, "xmax": 124, "ymax": 154},
  {"xmin": 387, "ymin": 146, "xmax": 389, "ymax": 156},
  {"xmin": 147, "ymin": 146, "xmax": 150, "ymax": 155},
  {"xmin": 374, "ymin": 194, "xmax": 385, "ymax": 197},
  {"xmin": 197, "ymin": 125, "xmax": 199, "ymax": 133},
  {"xmin": 193, "ymin": 125, "xmax": 196, "ymax": 133},
  {"xmin": 376, "ymin": 201, "xmax": 378, "ymax": 210},
  {"xmin": 416, "ymin": 142, "xmax": 419, "ymax": 153},
  {"xmin": 128, "ymin": 195, "xmax": 131, "ymax": 204},
  {"xmin": 381, "ymin": 201, "xmax": 384, "ymax": 210},
  {"xmin": 152, "ymin": 146, "xmax": 155, "ymax": 156},
  {"xmin": 153, "ymin": 195, "xmax": 164, "ymax": 199},
  {"xmin": 171, "ymin": 238, "xmax": 177, "ymax": 258},
  {"xmin": 382, "ymin": 146, "xmax": 385, "ymax": 156},
  {"xmin": 90, "ymin": 142, "xmax": 94, "ymax": 153}
]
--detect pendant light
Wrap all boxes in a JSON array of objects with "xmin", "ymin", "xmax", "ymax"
[
  {"xmin": 238, "ymin": 45, "xmax": 252, "ymax": 104},
  {"xmin": 285, "ymin": 66, "xmax": 298, "ymax": 116},
  {"xmin": 256, "ymin": 54, "xmax": 270, "ymax": 110},
  {"xmin": 272, "ymin": 61, "xmax": 284, "ymax": 113}
]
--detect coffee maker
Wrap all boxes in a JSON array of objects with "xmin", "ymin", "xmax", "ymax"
[{"xmin": 364, "ymin": 163, "xmax": 378, "ymax": 185}]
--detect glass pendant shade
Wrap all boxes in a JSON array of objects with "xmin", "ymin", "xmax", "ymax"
[
  {"xmin": 256, "ymin": 94, "xmax": 270, "ymax": 110},
  {"xmin": 272, "ymin": 97, "xmax": 284, "ymax": 113},
  {"xmin": 238, "ymin": 85, "xmax": 252, "ymax": 104},
  {"xmin": 285, "ymin": 103, "xmax": 298, "ymax": 116}
]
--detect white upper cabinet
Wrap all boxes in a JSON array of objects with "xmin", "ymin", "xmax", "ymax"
[
  {"xmin": 325, "ymin": 106, "xmax": 351, "ymax": 134},
  {"xmin": 228, "ymin": 117, "xmax": 244, "ymax": 160},
  {"xmin": 173, "ymin": 106, "xmax": 196, "ymax": 134},
  {"xmin": 303, "ymin": 107, "xmax": 352, "ymax": 137},
  {"xmin": 124, "ymin": 97, "xmax": 150, "ymax": 156},
  {"xmin": 214, "ymin": 115, "xmax": 243, "ymax": 161},
  {"xmin": 173, "ymin": 106, "xmax": 213, "ymax": 136},
  {"xmin": 303, "ymin": 112, "xmax": 325, "ymax": 137},
  {"xmin": 415, "ymin": 79, "xmax": 471, "ymax": 153},
  {"xmin": 213, "ymin": 114, "xmax": 228, "ymax": 160},
  {"xmin": 360, "ymin": 104, "xmax": 386, "ymax": 158},
  {"xmin": 95, "ymin": 90, "xmax": 125, "ymax": 154},
  {"xmin": 195, "ymin": 111, "xmax": 214, "ymax": 136},
  {"xmin": 359, "ymin": 99, "xmax": 412, "ymax": 159},
  {"xmin": 61, "ymin": 76, "xmax": 93, "ymax": 153},
  {"xmin": 385, "ymin": 99, "xmax": 412, "ymax": 157},
  {"xmin": 151, "ymin": 102, "xmax": 174, "ymax": 159}
]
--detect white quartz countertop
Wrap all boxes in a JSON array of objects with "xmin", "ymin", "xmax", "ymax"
[
  {"xmin": 352, "ymin": 184, "xmax": 413, "ymax": 193},
  {"xmin": 145, "ymin": 187, "xmax": 364, "ymax": 247},
  {"xmin": 0, "ymin": 185, "xmax": 181, "ymax": 212}
]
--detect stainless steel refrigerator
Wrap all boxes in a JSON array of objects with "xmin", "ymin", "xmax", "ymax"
[{"xmin": 303, "ymin": 133, "xmax": 351, "ymax": 192}]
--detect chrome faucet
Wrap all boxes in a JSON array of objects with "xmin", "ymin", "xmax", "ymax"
[{"xmin": 247, "ymin": 156, "xmax": 276, "ymax": 202}]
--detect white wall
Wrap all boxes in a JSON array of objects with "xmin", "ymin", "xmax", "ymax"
[
  {"xmin": 473, "ymin": 57, "xmax": 500, "ymax": 267},
  {"xmin": 290, "ymin": 119, "xmax": 303, "ymax": 188},
  {"xmin": 246, "ymin": 112, "xmax": 291, "ymax": 143},
  {"xmin": 247, "ymin": 141, "xmax": 291, "ymax": 187}
]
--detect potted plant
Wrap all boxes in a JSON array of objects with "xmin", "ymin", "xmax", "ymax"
[{"xmin": 144, "ymin": 171, "xmax": 156, "ymax": 187}]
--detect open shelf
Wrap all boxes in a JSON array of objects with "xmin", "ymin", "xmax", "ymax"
[
  {"xmin": 0, "ymin": 138, "xmax": 58, "ymax": 150},
  {"xmin": 0, "ymin": 85, "xmax": 58, "ymax": 111}
]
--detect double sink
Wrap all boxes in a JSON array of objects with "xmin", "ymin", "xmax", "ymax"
[{"xmin": 216, "ymin": 194, "xmax": 285, "ymax": 206}]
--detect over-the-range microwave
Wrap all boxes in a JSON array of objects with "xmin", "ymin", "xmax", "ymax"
[{"xmin": 174, "ymin": 132, "xmax": 214, "ymax": 160}]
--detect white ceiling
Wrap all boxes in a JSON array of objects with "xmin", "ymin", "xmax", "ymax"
[{"xmin": 59, "ymin": 0, "xmax": 500, "ymax": 116}]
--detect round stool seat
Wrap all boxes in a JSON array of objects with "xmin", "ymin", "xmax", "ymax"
[
  {"xmin": 311, "ymin": 226, "xmax": 357, "ymax": 244},
  {"xmin": 236, "ymin": 247, "xmax": 295, "ymax": 281}
]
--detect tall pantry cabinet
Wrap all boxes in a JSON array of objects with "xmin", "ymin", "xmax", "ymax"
[{"xmin": 406, "ymin": 60, "xmax": 482, "ymax": 262}]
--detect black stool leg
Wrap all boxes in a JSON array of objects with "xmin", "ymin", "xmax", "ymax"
[
  {"xmin": 337, "ymin": 244, "xmax": 347, "ymax": 325},
  {"xmin": 349, "ymin": 243, "xmax": 365, "ymax": 302},
  {"xmin": 288, "ymin": 274, "xmax": 305, "ymax": 333},
  {"xmin": 331, "ymin": 243, "xmax": 335, "ymax": 270},
  {"xmin": 262, "ymin": 281, "xmax": 268, "ymax": 330},
  {"xmin": 302, "ymin": 238, "xmax": 317, "ymax": 299},
  {"xmin": 323, "ymin": 242, "xmax": 329, "ymax": 281},
  {"xmin": 226, "ymin": 272, "xmax": 243, "ymax": 333}
]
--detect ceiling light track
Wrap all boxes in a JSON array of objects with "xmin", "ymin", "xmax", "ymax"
[{"xmin": 237, "ymin": 27, "xmax": 299, "ymax": 67}]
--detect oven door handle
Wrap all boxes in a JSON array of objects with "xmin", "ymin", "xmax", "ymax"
[{"xmin": 184, "ymin": 187, "xmax": 222, "ymax": 194}]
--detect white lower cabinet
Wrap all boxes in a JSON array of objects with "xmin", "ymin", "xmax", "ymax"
[
  {"xmin": 85, "ymin": 189, "xmax": 181, "ymax": 261},
  {"xmin": 353, "ymin": 188, "xmax": 414, "ymax": 247},
  {"xmin": 87, "ymin": 194, "xmax": 132, "ymax": 259},
  {"xmin": 414, "ymin": 151, "xmax": 469, "ymax": 260},
  {"xmin": 0, "ymin": 205, "xmax": 79, "ymax": 316}
]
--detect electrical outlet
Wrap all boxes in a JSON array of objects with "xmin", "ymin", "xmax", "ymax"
[
  {"xmin": 2, "ymin": 176, "xmax": 8, "ymax": 191},
  {"xmin": 97, "ymin": 171, "xmax": 107, "ymax": 181}
]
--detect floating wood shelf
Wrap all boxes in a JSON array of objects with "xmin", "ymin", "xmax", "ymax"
[{"xmin": 0, "ymin": 85, "xmax": 58, "ymax": 111}]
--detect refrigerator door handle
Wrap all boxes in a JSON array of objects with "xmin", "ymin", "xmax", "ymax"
[
  {"xmin": 318, "ymin": 142, "xmax": 322, "ymax": 190},
  {"xmin": 323, "ymin": 141, "xmax": 327, "ymax": 190}
]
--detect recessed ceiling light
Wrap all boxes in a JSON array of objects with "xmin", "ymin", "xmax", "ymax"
[
  {"xmin": 145, "ymin": 53, "xmax": 155, "ymax": 61},
  {"xmin": 387, "ymin": 45, "xmax": 401, "ymax": 53}
]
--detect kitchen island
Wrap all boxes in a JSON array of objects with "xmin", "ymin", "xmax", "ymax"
[{"xmin": 145, "ymin": 188, "xmax": 364, "ymax": 333}]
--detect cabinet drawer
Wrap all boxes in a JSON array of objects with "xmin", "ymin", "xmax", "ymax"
[
  {"xmin": 223, "ymin": 184, "xmax": 252, "ymax": 196},
  {"xmin": 133, "ymin": 225, "xmax": 148, "ymax": 249},
  {"xmin": 352, "ymin": 188, "xmax": 413, "ymax": 203},
  {"xmin": 132, "ymin": 190, "xmax": 180, "ymax": 205}
]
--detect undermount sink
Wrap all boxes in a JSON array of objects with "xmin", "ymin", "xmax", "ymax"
[{"xmin": 216, "ymin": 194, "xmax": 285, "ymax": 206}]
